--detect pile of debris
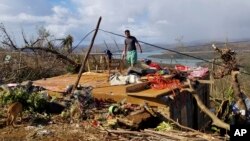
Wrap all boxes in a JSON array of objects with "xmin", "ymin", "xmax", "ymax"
[{"xmin": 2, "ymin": 45, "xmax": 248, "ymax": 140}]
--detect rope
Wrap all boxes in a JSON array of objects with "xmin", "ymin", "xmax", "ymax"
[
  {"xmin": 71, "ymin": 29, "xmax": 96, "ymax": 52},
  {"xmin": 101, "ymin": 29, "xmax": 122, "ymax": 53},
  {"xmin": 98, "ymin": 29, "xmax": 250, "ymax": 76}
]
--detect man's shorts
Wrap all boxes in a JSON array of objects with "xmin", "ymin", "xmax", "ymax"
[{"xmin": 126, "ymin": 50, "xmax": 137, "ymax": 65}]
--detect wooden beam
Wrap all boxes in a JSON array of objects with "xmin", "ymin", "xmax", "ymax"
[{"xmin": 73, "ymin": 16, "xmax": 102, "ymax": 90}]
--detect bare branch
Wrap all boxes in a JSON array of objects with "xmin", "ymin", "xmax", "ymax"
[
  {"xmin": 21, "ymin": 46, "xmax": 80, "ymax": 68},
  {"xmin": 0, "ymin": 23, "xmax": 18, "ymax": 50},
  {"xmin": 30, "ymin": 38, "xmax": 42, "ymax": 47},
  {"xmin": 231, "ymin": 71, "xmax": 247, "ymax": 123},
  {"xmin": 21, "ymin": 28, "xmax": 30, "ymax": 46}
]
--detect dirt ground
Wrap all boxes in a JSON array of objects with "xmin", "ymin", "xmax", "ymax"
[
  {"xmin": 0, "ymin": 72, "xmax": 141, "ymax": 141},
  {"xmin": 0, "ymin": 113, "xmax": 226, "ymax": 141},
  {"xmin": 0, "ymin": 119, "xmax": 106, "ymax": 141},
  {"xmin": 0, "ymin": 72, "xmax": 227, "ymax": 141}
]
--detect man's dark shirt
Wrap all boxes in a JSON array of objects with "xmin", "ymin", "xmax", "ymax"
[{"xmin": 125, "ymin": 36, "xmax": 138, "ymax": 51}]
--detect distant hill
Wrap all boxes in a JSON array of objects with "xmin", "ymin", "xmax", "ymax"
[
  {"xmin": 73, "ymin": 43, "xmax": 173, "ymax": 53},
  {"xmin": 148, "ymin": 40, "xmax": 250, "ymax": 60},
  {"xmin": 72, "ymin": 39, "xmax": 250, "ymax": 55}
]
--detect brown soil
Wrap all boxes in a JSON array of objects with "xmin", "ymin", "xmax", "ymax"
[{"xmin": 0, "ymin": 120, "xmax": 105, "ymax": 141}]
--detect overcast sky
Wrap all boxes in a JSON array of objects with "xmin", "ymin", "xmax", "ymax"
[{"xmin": 1, "ymin": 0, "xmax": 250, "ymax": 46}]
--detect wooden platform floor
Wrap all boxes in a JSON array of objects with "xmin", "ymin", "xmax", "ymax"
[{"xmin": 33, "ymin": 72, "xmax": 170, "ymax": 107}]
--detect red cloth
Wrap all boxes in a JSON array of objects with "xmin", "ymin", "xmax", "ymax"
[
  {"xmin": 175, "ymin": 64, "xmax": 190, "ymax": 71},
  {"xmin": 149, "ymin": 62, "xmax": 162, "ymax": 70}
]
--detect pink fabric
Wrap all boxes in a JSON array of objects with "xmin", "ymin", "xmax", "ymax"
[
  {"xmin": 149, "ymin": 62, "xmax": 162, "ymax": 70},
  {"xmin": 188, "ymin": 67, "xmax": 209, "ymax": 78}
]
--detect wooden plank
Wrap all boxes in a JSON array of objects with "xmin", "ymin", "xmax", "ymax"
[
  {"xmin": 92, "ymin": 85, "xmax": 167, "ymax": 107},
  {"xmin": 127, "ymin": 87, "xmax": 174, "ymax": 98}
]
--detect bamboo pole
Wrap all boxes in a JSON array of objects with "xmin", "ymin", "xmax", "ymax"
[{"xmin": 73, "ymin": 16, "xmax": 102, "ymax": 90}]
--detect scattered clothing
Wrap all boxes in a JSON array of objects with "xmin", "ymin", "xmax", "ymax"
[
  {"xmin": 127, "ymin": 67, "xmax": 157, "ymax": 76},
  {"xmin": 175, "ymin": 64, "xmax": 190, "ymax": 72},
  {"xmin": 143, "ymin": 59, "xmax": 162, "ymax": 70},
  {"xmin": 188, "ymin": 67, "xmax": 209, "ymax": 79},
  {"xmin": 149, "ymin": 62, "xmax": 162, "ymax": 70},
  {"xmin": 109, "ymin": 73, "xmax": 141, "ymax": 86}
]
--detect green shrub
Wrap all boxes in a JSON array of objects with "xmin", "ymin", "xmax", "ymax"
[
  {"xmin": 0, "ymin": 88, "xmax": 29, "ymax": 106},
  {"xmin": 0, "ymin": 87, "xmax": 47, "ymax": 112}
]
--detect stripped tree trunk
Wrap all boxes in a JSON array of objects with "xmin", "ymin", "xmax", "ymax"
[
  {"xmin": 182, "ymin": 79, "xmax": 230, "ymax": 130},
  {"xmin": 231, "ymin": 71, "xmax": 247, "ymax": 123},
  {"xmin": 212, "ymin": 44, "xmax": 247, "ymax": 124}
]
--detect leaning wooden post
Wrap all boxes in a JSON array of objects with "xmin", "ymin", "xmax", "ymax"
[
  {"xmin": 73, "ymin": 16, "xmax": 102, "ymax": 90},
  {"xmin": 210, "ymin": 59, "xmax": 215, "ymax": 98}
]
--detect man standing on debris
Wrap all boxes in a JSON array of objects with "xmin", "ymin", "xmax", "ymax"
[{"xmin": 123, "ymin": 30, "xmax": 142, "ymax": 67}]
